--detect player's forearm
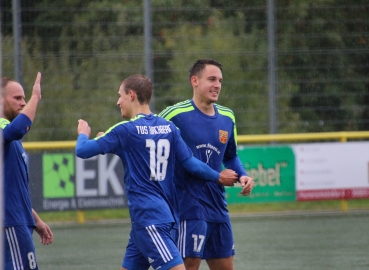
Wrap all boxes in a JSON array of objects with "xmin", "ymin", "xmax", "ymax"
[
  {"xmin": 223, "ymin": 156, "xmax": 247, "ymax": 177},
  {"xmin": 20, "ymin": 94, "xmax": 41, "ymax": 122},
  {"xmin": 181, "ymin": 156, "xmax": 220, "ymax": 182},
  {"xmin": 75, "ymin": 134, "xmax": 103, "ymax": 158},
  {"xmin": 32, "ymin": 208, "xmax": 42, "ymax": 224}
]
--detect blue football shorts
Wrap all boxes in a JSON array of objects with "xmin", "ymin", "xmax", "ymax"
[
  {"xmin": 4, "ymin": 226, "xmax": 38, "ymax": 270},
  {"xmin": 122, "ymin": 223, "xmax": 183, "ymax": 270},
  {"xmin": 177, "ymin": 219, "xmax": 235, "ymax": 259}
]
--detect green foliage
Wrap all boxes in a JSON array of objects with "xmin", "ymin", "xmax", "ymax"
[
  {"xmin": 4, "ymin": 33, "xmax": 145, "ymax": 141},
  {"xmin": 3, "ymin": 0, "xmax": 369, "ymax": 139},
  {"xmin": 277, "ymin": 0, "xmax": 369, "ymax": 132},
  {"xmin": 156, "ymin": 10, "xmax": 301, "ymax": 134}
]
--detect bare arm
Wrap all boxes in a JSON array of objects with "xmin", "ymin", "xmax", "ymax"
[
  {"xmin": 20, "ymin": 72, "xmax": 42, "ymax": 122},
  {"xmin": 32, "ymin": 209, "xmax": 53, "ymax": 245}
]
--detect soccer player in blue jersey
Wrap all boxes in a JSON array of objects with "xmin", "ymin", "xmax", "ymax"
[
  {"xmin": 1, "ymin": 74, "xmax": 53, "ymax": 270},
  {"xmin": 75, "ymin": 74, "xmax": 238, "ymax": 270},
  {"xmin": 159, "ymin": 59, "xmax": 255, "ymax": 270}
]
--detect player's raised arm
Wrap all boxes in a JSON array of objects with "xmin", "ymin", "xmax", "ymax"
[
  {"xmin": 20, "ymin": 72, "xmax": 42, "ymax": 122},
  {"xmin": 75, "ymin": 119, "xmax": 103, "ymax": 158},
  {"xmin": 77, "ymin": 119, "xmax": 91, "ymax": 137}
]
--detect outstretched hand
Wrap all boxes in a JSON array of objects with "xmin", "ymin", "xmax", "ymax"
[
  {"xmin": 218, "ymin": 169, "xmax": 238, "ymax": 186},
  {"xmin": 19, "ymin": 72, "xmax": 42, "ymax": 123},
  {"xmin": 77, "ymin": 119, "xmax": 91, "ymax": 137},
  {"xmin": 32, "ymin": 72, "xmax": 42, "ymax": 100}
]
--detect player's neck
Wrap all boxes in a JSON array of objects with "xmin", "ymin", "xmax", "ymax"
[
  {"xmin": 192, "ymin": 97, "xmax": 215, "ymax": 116},
  {"xmin": 132, "ymin": 104, "xmax": 152, "ymax": 117}
]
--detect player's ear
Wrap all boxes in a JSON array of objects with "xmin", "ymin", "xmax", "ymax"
[
  {"xmin": 190, "ymin": 76, "xmax": 198, "ymax": 87},
  {"xmin": 129, "ymin": 90, "xmax": 135, "ymax": 100}
]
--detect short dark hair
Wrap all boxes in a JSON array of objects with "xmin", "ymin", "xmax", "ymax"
[
  {"xmin": 122, "ymin": 74, "xmax": 152, "ymax": 104},
  {"xmin": 189, "ymin": 59, "xmax": 222, "ymax": 81}
]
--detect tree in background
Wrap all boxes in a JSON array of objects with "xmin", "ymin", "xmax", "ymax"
[
  {"xmin": 2, "ymin": 0, "xmax": 146, "ymax": 140},
  {"xmin": 277, "ymin": 0, "xmax": 369, "ymax": 132},
  {"xmin": 1, "ymin": 0, "xmax": 368, "ymax": 140}
]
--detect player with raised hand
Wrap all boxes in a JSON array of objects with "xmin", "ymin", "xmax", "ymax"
[{"xmin": 1, "ymin": 73, "xmax": 53, "ymax": 270}]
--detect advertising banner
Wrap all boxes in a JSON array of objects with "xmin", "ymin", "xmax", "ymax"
[
  {"xmin": 29, "ymin": 152, "xmax": 127, "ymax": 212},
  {"xmin": 28, "ymin": 141, "xmax": 369, "ymax": 211},
  {"xmin": 293, "ymin": 142, "xmax": 369, "ymax": 201},
  {"xmin": 226, "ymin": 146, "xmax": 296, "ymax": 203}
]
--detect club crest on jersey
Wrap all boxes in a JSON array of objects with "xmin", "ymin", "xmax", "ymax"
[{"xmin": 219, "ymin": 130, "xmax": 228, "ymax": 144}]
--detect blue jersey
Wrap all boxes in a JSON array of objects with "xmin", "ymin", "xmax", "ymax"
[
  {"xmin": 1, "ymin": 115, "xmax": 35, "ymax": 227},
  {"xmin": 160, "ymin": 100, "xmax": 244, "ymax": 222},
  {"xmin": 95, "ymin": 113, "xmax": 192, "ymax": 229}
]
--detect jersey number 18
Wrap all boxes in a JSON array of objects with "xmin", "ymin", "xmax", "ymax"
[{"xmin": 146, "ymin": 139, "xmax": 170, "ymax": 181}]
